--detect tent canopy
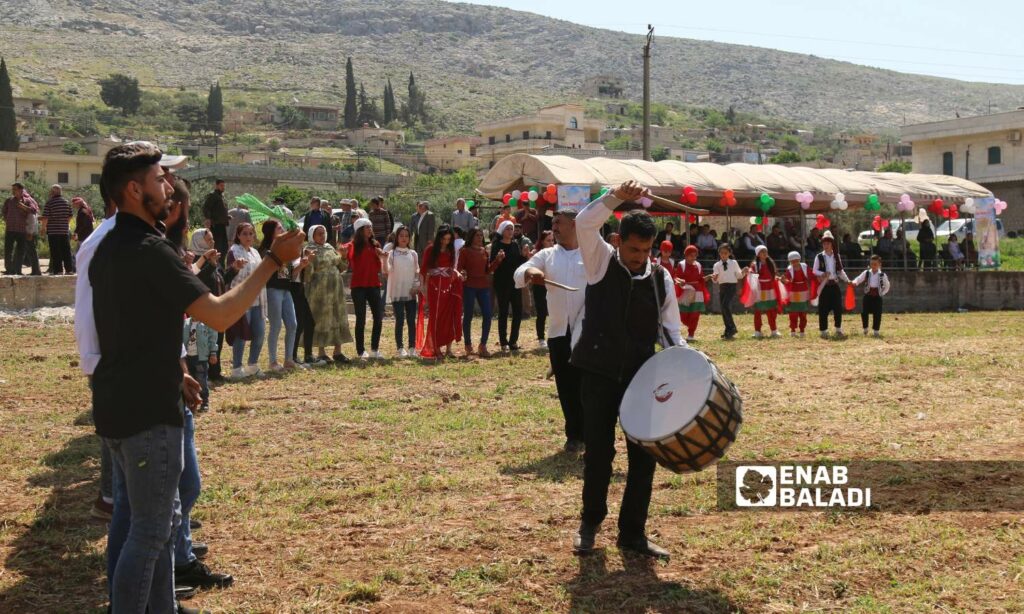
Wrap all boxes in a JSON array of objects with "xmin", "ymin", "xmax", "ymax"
[{"xmin": 476, "ymin": 154, "xmax": 993, "ymax": 216}]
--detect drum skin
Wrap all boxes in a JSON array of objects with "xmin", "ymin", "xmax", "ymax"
[{"xmin": 619, "ymin": 346, "xmax": 743, "ymax": 474}]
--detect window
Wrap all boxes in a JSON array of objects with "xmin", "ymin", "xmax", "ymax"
[
  {"xmin": 545, "ymin": 131, "xmax": 552, "ymax": 139},
  {"xmin": 457, "ymin": 149, "xmax": 463, "ymax": 155},
  {"xmin": 942, "ymin": 151, "xmax": 954, "ymax": 175},
  {"xmin": 57, "ymin": 172, "xmax": 69, "ymax": 184},
  {"xmin": 488, "ymin": 136, "xmax": 495, "ymax": 145},
  {"xmin": 988, "ymin": 146, "xmax": 1002, "ymax": 165},
  {"xmin": 569, "ymin": 117, "xmax": 578, "ymax": 129},
  {"xmin": 523, "ymin": 130, "xmax": 530, "ymax": 140},
  {"xmin": 91, "ymin": 173, "xmax": 101, "ymax": 185},
  {"xmin": 505, "ymin": 134, "xmax": 510, "ymax": 143}
]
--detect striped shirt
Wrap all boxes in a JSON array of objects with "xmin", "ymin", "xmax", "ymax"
[{"xmin": 43, "ymin": 196, "xmax": 72, "ymax": 235}]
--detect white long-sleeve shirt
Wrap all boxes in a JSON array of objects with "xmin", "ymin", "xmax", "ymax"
[
  {"xmin": 577, "ymin": 193, "xmax": 683, "ymax": 347},
  {"xmin": 74, "ymin": 214, "xmax": 117, "ymax": 376},
  {"xmin": 385, "ymin": 247, "xmax": 419, "ymax": 302},
  {"xmin": 852, "ymin": 269, "xmax": 891, "ymax": 296},
  {"xmin": 514, "ymin": 244, "xmax": 588, "ymax": 344},
  {"xmin": 812, "ymin": 251, "xmax": 851, "ymax": 283},
  {"xmin": 712, "ymin": 258, "xmax": 745, "ymax": 284}
]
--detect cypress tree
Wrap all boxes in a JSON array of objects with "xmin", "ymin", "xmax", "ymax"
[
  {"xmin": 0, "ymin": 58, "xmax": 18, "ymax": 152},
  {"xmin": 343, "ymin": 57, "xmax": 358, "ymax": 129},
  {"xmin": 207, "ymin": 82, "xmax": 224, "ymax": 134}
]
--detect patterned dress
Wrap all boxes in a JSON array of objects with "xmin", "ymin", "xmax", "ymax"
[
  {"xmin": 304, "ymin": 241, "xmax": 353, "ymax": 347},
  {"xmin": 752, "ymin": 262, "xmax": 779, "ymax": 311},
  {"xmin": 784, "ymin": 263, "xmax": 812, "ymax": 313}
]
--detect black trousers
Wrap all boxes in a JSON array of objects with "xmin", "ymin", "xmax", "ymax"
[
  {"xmin": 209, "ymin": 333, "xmax": 225, "ymax": 380},
  {"xmin": 212, "ymin": 224, "xmax": 229, "ymax": 266},
  {"xmin": 351, "ymin": 286, "xmax": 383, "ymax": 355},
  {"xmin": 531, "ymin": 285, "xmax": 548, "ymax": 341},
  {"xmin": 548, "ymin": 334, "xmax": 584, "ymax": 443},
  {"xmin": 818, "ymin": 283, "xmax": 843, "ymax": 331},
  {"xmin": 861, "ymin": 294, "xmax": 883, "ymax": 331},
  {"xmin": 718, "ymin": 283, "xmax": 738, "ymax": 335},
  {"xmin": 494, "ymin": 282, "xmax": 522, "ymax": 347},
  {"xmin": 46, "ymin": 234, "xmax": 75, "ymax": 274},
  {"xmin": 580, "ymin": 370, "xmax": 657, "ymax": 539},
  {"xmin": 4, "ymin": 230, "xmax": 26, "ymax": 274},
  {"xmin": 290, "ymin": 283, "xmax": 315, "ymax": 361}
]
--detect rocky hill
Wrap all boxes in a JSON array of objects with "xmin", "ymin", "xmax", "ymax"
[{"xmin": 3, "ymin": 0, "xmax": 1023, "ymax": 131}]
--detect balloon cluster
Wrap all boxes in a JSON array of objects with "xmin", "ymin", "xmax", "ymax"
[
  {"xmin": 940, "ymin": 204, "xmax": 959, "ymax": 220},
  {"xmin": 503, "ymin": 183, "xmax": 559, "ymax": 207},
  {"xmin": 718, "ymin": 189, "xmax": 737, "ymax": 208},
  {"xmin": 928, "ymin": 198, "xmax": 945, "ymax": 216},
  {"xmin": 758, "ymin": 192, "xmax": 776, "ymax": 213},
  {"xmin": 994, "ymin": 199, "xmax": 1008, "ymax": 215},
  {"xmin": 896, "ymin": 194, "xmax": 915, "ymax": 213},
  {"xmin": 748, "ymin": 215, "xmax": 764, "ymax": 231},
  {"xmin": 864, "ymin": 194, "xmax": 881, "ymax": 212},
  {"xmin": 815, "ymin": 214, "xmax": 831, "ymax": 230},
  {"xmin": 795, "ymin": 191, "xmax": 814, "ymax": 211},
  {"xmin": 960, "ymin": 197, "xmax": 976, "ymax": 215},
  {"xmin": 830, "ymin": 192, "xmax": 849, "ymax": 211},
  {"xmin": 871, "ymin": 216, "xmax": 890, "ymax": 232},
  {"xmin": 681, "ymin": 186, "xmax": 698, "ymax": 205}
]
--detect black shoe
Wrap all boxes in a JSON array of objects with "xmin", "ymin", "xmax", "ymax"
[
  {"xmin": 197, "ymin": 403, "xmax": 210, "ymax": 414},
  {"xmin": 508, "ymin": 344, "xmax": 520, "ymax": 352},
  {"xmin": 333, "ymin": 353, "xmax": 351, "ymax": 364},
  {"xmin": 564, "ymin": 439, "xmax": 585, "ymax": 454},
  {"xmin": 174, "ymin": 584, "xmax": 198, "ymax": 600},
  {"xmin": 191, "ymin": 541, "xmax": 208, "ymax": 560},
  {"xmin": 175, "ymin": 560, "xmax": 234, "ymax": 589},
  {"xmin": 573, "ymin": 522, "xmax": 600, "ymax": 554},
  {"xmin": 617, "ymin": 535, "xmax": 670, "ymax": 560},
  {"xmin": 190, "ymin": 518, "xmax": 202, "ymax": 530},
  {"xmin": 176, "ymin": 601, "xmax": 212, "ymax": 614}
]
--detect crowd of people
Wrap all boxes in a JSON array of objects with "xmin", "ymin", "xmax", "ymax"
[{"xmin": 3, "ymin": 182, "xmax": 95, "ymax": 275}]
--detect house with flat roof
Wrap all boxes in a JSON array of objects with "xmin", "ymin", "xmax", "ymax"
[
  {"xmin": 474, "ymin": 104, "xmax": 606, "ymax": 167},
  {"xmin": 0, "ymin": 151, "xmax": 104, "ymax": 188},
  {"xmin": 902, "ymin": 109, "xmax": 1024, "ymax": 232},
  {"xmin": 424, "ymin": 135, "xmax": 482, "ymax": 171}
]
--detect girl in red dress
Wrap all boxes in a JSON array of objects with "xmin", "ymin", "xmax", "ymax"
[
  {"xmin": 748, "ymin": 245, "xmax": 783, "ymax": 338},
  {"xmin": 673, "ymin": 245, "xmax": 710, "ymax": 342},
  {"xmin": 417, "ymin": 225, "xmax": 463, "ymax": 359}
]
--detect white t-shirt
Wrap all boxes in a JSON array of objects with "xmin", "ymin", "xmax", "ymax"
[{"xmin": 712, "ymin": 258, "xmax": 744, "ymax": 284}]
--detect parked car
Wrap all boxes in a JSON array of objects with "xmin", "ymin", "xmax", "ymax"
[
  {"xmin": 858, "ymin": 219, "xmax": 920, "ymax": 250},
  {"xmin": 935, "ymin": 218, "xmax": 1005, "ymax": 241}
]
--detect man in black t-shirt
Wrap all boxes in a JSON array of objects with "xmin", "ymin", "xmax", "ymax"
[{"xmin": 92, "ymin": 142, "xmax": 305, "ymax": 613}]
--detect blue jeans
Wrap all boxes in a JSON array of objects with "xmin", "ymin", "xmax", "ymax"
[
  {"xmin": 462, "ymin": 286, "xmax": 493, "ymax": 345},
  {"xmin": 232, "ymin": 305, "xmax": 265, "ymax": 369},
  {"xmin": 184, "ymin": 357, "xmax": 209, "ymax": 404},
  {"xmin": 104, "ymin": 424, "xmax": 183, "ymax": 614},
  {"xmin": 392, "ymin": 298, "xmax": 417, "ymax": 350},
  {"xmin": 174, "ymin": 408, "xmax": 201, "ymax": 567},
  {"xmin": 266, "ymin": 287, "xmax": 297, "ymax": 365}
]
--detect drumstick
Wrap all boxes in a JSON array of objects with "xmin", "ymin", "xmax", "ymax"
[
  {"xmin": 645, "ymin": 193, "xmax": 711, "ymax": 216},
  {"xmin": 544, "ymin": 280, "xmax": 577, "ymax": 290}
]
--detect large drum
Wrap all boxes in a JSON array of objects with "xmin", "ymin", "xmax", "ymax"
[{"xmin": 620, "ymin": 346, "xmax": 742, "ymax": 473}]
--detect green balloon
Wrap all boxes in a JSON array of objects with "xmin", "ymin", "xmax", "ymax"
[
  {"xmin": 755, "ymin": 216, "xmax": 763, "ymax": 224},
  {"xmin": 759, "ymin": 193, "xmax": 771, "ymax": 205},
  {"xmin": 466, "ymin": 200, "xmax": 475, "ymax": 209},
  {"xmin": 529, "ymin": 186, "xmax": 539, "ymax": 193}
]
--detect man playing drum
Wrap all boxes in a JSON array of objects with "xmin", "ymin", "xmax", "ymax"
[{"xmin": 570, "ymin": 181, "xmax": 684, "ymax": 559}]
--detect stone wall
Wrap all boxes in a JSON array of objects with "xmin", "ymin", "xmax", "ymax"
[{"xmin": 0, "ymin": 275, "xmax": 76, "ymax": 310}]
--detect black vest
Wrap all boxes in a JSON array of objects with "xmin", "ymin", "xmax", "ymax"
[{"xmin": 571, "ymin": 252, "xmax": 666, "ymax": 383}]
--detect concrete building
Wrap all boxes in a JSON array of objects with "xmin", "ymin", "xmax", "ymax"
[
  {"xmin": 267, "ymin": 103, "xmax": 340, "ymax": 130},
  {"xmin": 902, "ymin": 109, "xmax": 1024, "ymax": 232},
  {"xmin": 581, "ymin": 75, "xmax": 625, "ymax": 99},
  {"xmin": 475, "ymin": 104, "xmax": 606, "ymax": 167},
  {"xmin": 0, "ymin": 151, "xmax": 104, "ymax": 188},
  {"xmin": 600, "ymin": 125, "xmax": 679, "ymax": 150},
  {"xmin": 347, "ymin": 125, "xmax": 405, "ymax": 151},
  {"xmin": 424, "ymin": 135, "xmax": 482, "ymax": 171}
]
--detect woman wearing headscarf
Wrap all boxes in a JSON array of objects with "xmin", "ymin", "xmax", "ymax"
[
  {"xmin": 189, "ymin": 228, "xmax": 227, "ymax": 379},
  {"xmin": 71, "ymin": 196, "xmax": 94, "ymax": 246},
  {"xmin": 490, "ymin": 220, "xmax": 528, "ymax": 352},
  {"xmin": 225, "ymin": 222, "xmax": 267, "ymax": 378},
  {"xmin": 303, "ymin": 225, "xmax": 353, "ymax": 364},
  {"xmin": 418, "ymin": 224, "xmax": 463, "ymax": 359}
]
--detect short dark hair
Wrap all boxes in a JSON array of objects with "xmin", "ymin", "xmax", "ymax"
[
  {"xmin": 619, "ymin": 210, "xmax": 657, "ymax": 242},
  {"xmin": 870, "ymin": 254, "xmax": 882, "ymax": 263},
  {"xmin": 215, "ymin": 178, "xmax": 225, "ymax": 185},
  {"xmin": 11, "ymin": 182, "xmax": 24, "ymax": 189},
  {"xmin": 101, "ymin": 142, "xmax": 163, "ymax": 209}
]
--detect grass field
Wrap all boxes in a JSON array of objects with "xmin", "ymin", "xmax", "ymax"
[{"xmin": 1, "ymin": 312, "xmax": 1022, "ymax": 613}]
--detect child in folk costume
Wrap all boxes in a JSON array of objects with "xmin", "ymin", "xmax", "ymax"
[
  {"xmin": 782, "ymin": 251, "xmax": 815, "ymax": 338},
  {"xmin": 744, "ymin": 245, "xmax": 784, "ymax": 338},
  {"xmin": 811, "ymin": 230, "xmax": 852, "ymax": 339},
  {"xmin": 712, "ymin": 243, "xmax": 746, "ymax": 340},
  {"xmin": 673, "ymin": 245, "xmax": 710, "ymax": 342},
  {"xmin": 852, "ymin": 255, "xmax": 891, "ymax": 337},
  {"xmin": 654, "ymin": 240, "xmax": 675, "ymax": 268}
]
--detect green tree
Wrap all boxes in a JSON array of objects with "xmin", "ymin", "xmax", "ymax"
[
  {"xmin": 383, "ymin": 78, "xmax": 396, "ymax": 124},
  {"xmin": 343, "ymin": 57, "xmax": 357, "ymax": 129},
  {"xmin": 176, "ymin": 102, "xmax": 208, "ymax": 134},
  {"xmin": 276, "ymin": 106, "xmax": 309, "ymax": 130},
  {"xmin": 402, "ymin": 72, "xmax": 427, "ymax": 126},
  {"xmin": 877, "ymin": 159, "xmax": 912, "ymax": 173},
  {"xmin": 705, "ymin": 138, "xmax": 724, "ymax": 153},
  {"xmin": 65, "ymin": 109, "xmax": 98, "ymax": 136},
  {"xmin": 770, "ymin": 150, "xmax": 802, "ymax": 164},
  {"xmin": 725, "ymin": 105, "xmax": 737, "ymax": 125},
  {"xmin": 206, "ymin": 82, "xmax": 223, "ymax": 134},
  {"xmin": 652, "ymin": 146, "xmax": 671, "ymax": 162},
  {"xmin": 98, "ymin": 73, "xmax": 141, "ymax": 116},
  {"xmin": 62, "ymin": 141, "xmax": 87, "ymax": 155},
  {"xmin": 0, "ymin": 58, "xmax": 18, "ymax": 151},
  {"xmin": 357, "ymin": 82, "xmax": 380, "ymax": 125}
]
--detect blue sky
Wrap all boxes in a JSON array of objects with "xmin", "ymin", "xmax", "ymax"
[{"xmin": 461, "ymin": 0, "xmax": 1024, "ymax": 85}]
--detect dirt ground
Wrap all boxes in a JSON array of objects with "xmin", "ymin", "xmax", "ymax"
[{"xmin": 1, "ymin": 311, "xmax": 1022, "ymax": 613}]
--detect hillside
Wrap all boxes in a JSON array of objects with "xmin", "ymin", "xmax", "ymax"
[{"xmin": 2, "ymin": 0, "xmax": 1023, "ymax": 131}]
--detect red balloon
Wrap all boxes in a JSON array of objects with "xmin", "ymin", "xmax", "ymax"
[
  {"xmin": 724, "ymin": 189, "xmax": 735, "ymax": 199},
  {"xmin": 685, "ymin": 192, "xmax": 698, "ymax": 205},
  {"xmin": 519, "ymin": 192, "xmax": 529, "ymax": 202},
  {"xmin": 546, "ymin": 184, "xmax": 557, "ymax": 193},
  {"xmin": 503, "ymin": 194, "xmax": 512, "ymax": 205},
  {"xmin": 545, "ymin": 192, "xmax": 557, "ymax": 204}
]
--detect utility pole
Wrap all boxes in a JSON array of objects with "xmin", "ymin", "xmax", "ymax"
[{"xmin": 642, "ymin": 24, "xmax": 653, "ymax": 161}]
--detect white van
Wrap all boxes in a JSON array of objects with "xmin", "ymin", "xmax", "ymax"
[
  {"xmin": 935, "ymin": 218, "xmax": 1005, "ymax": 241},
  {"xmin": 858, "ymin": 219, "xmax": 920, "ymax": 250}
]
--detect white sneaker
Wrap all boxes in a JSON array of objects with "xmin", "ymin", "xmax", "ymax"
[
  {"xmin": 799, "ymin": 332, "xmax": 805, "ymax": 338},
  {"xmin": 501, "ymin": 345, "xmax": 510, "ymax": 352},
  {"xmin": 372, "ymin": 350, "xmax": 385, "ymax": 359},
  {"xmin": 538, "ymin": 339, "xmax": 548, "ymax": 350},
  {"xmin": 410, "ymin": 348, "xmax": 419, "ymax": 358},
  {"xmin": 312, "ymin": 356, "xmax": 329, "ymax": 367},
  {"xmin": 834, "ymin": 329, "xmax": 847, "ymax": 339},
  {"xmin": 752, "ymin": 331, "xmax": 763, "ymax": 339},
  {"xmin": 863, "ymin": 328, "xmax": 869, "ymax": 336},
  {"xmin": 243, "ymin": 364, "xmax": 260, "ymax": 377},
  {"xmin": 229, "ymin": 367, "xmax": 245, "ymax": 380},
  {"xmin": 872, "ymin": 330, "xmax": 881, "ymax": 338},
  {"xmin": 360, "ymin": 351, "xmax": 370, "ymax": 360},
  {"xmin": 399, "ymin": 348, "xmax": 409, "ymax": 358},
  {"xmin": 685, "ymin": 336, "xmax": 696, "ymax": 343},
  {"xmin": 820, "ymin": 331, "xmax": 830, "ymax": 339},
  {"xmin": 790, "ymin": 331, "xmax": 797, "ymax": 338},
  {"xmin": 770, "ymin": 330, "xmax": 781, "ymax": 338}
]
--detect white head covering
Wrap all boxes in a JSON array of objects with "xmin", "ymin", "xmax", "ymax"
[
  {"xmin": 787, "ymin": 251, "xmax": 801, "ymax": 262},
  {"xmin": 353, "ymin": 217, "xmax": 372, "ymax": 233},
  {"xmin": 308, "ymin": 224, "xmax": 327, "ymax": 245},
  {"xmin": 754, "ymin": 245, "xmax": 768, "ymax": 255},
  {"xmin": 497, "ymin": 220, "xmax": 514, "ymax": 237},
  {"xmin": 821, "ymin": 230, "xmax": 835, "ymax": 242},
  {"xmin": 189, "ymin": 228, "xmax": 212, "ymax": 254}
]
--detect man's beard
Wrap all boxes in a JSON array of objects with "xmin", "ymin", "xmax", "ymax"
[{"xmin": 144, "ymin": 192, "xmax": 171, "ymax": 223}]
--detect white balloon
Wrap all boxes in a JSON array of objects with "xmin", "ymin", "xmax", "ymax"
[
  {"xmin": 511, "ymin": 190, "xmax": 522, "ymax": 200},
  {"xmin": 527, "ymin": 190, "xmax": 539, "ymax": 202}
]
